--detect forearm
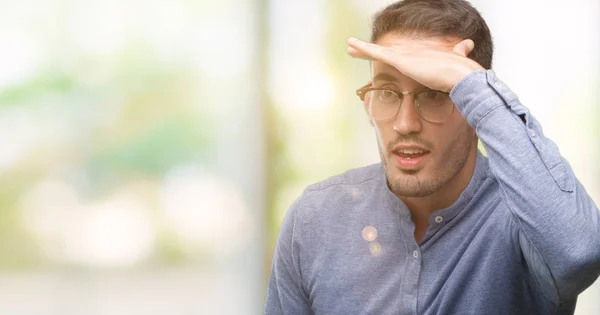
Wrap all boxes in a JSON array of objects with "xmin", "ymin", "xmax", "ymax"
[{"xmin": 450, "ymin": 70, "xmax": 600, "ymax": 301}]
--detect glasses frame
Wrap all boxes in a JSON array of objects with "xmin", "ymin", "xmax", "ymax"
[{"xmin": 356, "ymin": 83, "xmax": 454, "ymax": 123}]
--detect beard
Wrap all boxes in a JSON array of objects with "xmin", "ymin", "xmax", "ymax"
[{"xmin": 377, "ymin": 127, "xmax": 475, "ymax": 198}]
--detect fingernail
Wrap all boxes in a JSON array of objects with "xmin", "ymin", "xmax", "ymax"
[
  {"xmin": 348, "ymin": 37, "xmax": 358, "ymax": 43},
  {"xmin": 467, "ymin": 40, "xmax": 474, "ymax": 50}
]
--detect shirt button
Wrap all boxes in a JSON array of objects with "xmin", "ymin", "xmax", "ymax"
[
  {"xmin": 434, "ymin": 216, "xmax": 444, "ymax": 223},
  {"xmin": 529, "ymin": 129, "xmax": 536, "ymax": 137},
  {"xmin": 413, "ymin": 250, "xmax": 419, "ymax": 259}
]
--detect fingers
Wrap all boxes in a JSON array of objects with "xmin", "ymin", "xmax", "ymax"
[
  {"xmin": 348, "ymin": 36, "xmax": 475, "ymax": 61},
  {"xmin": 347, "ymin": 37, "xmax": 390, "ymax": 63},
  {"xmin": 347, "ymin": 47, "xmax": 371, "ymax": 60},
  {"xmin": 452, "ymin": 39, "xmax": 475, "ymax": 57}
]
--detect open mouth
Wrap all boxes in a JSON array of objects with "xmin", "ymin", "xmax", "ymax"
[{"xmin": 393, "ymin": 149, "xmax": 430, "ymax": 169}]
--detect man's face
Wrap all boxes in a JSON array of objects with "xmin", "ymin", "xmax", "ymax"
[{"xmin": 368, "ymin": 33, "xmax": 477, "ymax": 198}]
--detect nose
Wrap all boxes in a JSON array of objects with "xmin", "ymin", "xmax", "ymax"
[{"xmin": 392, "ymin": 96, "xmax": 422, "ymax": 135}]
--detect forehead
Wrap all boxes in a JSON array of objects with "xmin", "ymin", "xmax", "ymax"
[{"xmin": 371, "ymin": 33, "xmax": 462, "ymax": 84}]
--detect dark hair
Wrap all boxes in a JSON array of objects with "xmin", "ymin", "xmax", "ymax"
[{"xmin": 371, "ymin": 0, "xmax": 493, "ymax": 69}]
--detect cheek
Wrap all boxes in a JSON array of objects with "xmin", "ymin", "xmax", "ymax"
[
  {"xmin": 433, "ymin": 130, "xmax": 454, "ymax": 150},
  {"xmin": 372, "ymin": 121, "xmax": 395, "ymax": 154},
  {"xmin": 433, "ymin": 123, "xmax": 473, "ymax": 156},
  {"xmin": 439, "ymin": 114, "xmax": 470, "ymax": 139}
]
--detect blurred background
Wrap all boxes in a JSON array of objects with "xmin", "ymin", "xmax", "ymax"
[{"xmin": 0, "ymin": 0, "xmax": 598, "ymax": 314}]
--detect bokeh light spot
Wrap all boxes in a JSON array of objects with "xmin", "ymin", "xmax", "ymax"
[
  {"xmin": 362, "ymin": 225, "xmax": 377, "ymax": 242},
  {"xmin": 369, "ymin": 241, "xmax": 383, "ymax": 257}
]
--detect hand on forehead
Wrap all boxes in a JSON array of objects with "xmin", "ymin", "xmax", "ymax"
[
  {"xmin": 378, "ymin": 34, "xmax": 463, "ymax": 49},
  {"xmin": 347, "ymin": 33, "xmax": 480, "ymax": 92},
  {"xmin": 350, "ymin": 33, "xmax": 465, "ymax": 61}
]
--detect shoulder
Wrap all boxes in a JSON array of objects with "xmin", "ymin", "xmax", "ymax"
[
  {"xmin": 305, "ymin": 163, "xmax": 383, "ymax": 193},
  {"xmin": 287, "ymin": 163, "xmax": 383, "ymax": 223},
  {"xmin": 277, "ymin": 163, "xmax": 384, "ymax": 251}
]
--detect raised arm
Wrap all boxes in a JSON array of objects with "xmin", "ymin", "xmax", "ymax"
[{"xmin": 450, "ymin": 69, "xmax": 600, "ymax": 303}]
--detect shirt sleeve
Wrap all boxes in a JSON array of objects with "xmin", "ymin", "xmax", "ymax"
[
  {"xmin": 450, "ymin": 69, "xmax": 600, "ymax": 304},
  {"xmin": 264, "ymin": 193, "xmax": 313, "ymax": 315}
]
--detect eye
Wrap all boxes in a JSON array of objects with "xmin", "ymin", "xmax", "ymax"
[
  {"xmin": 420, "ymin": 90, "xmax": 444, "ymax": 100},
  {"xmin": 417, "ymin": 90, "xmax": 450, "ymax": 110},
  {"xmin": 377, "ymin": 90, "xmax": 399, "ymax": 103}
]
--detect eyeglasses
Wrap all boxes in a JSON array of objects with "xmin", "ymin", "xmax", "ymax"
[{"xmin": 356, "ymin": 83, "xmax": 454, "ymax": 123}]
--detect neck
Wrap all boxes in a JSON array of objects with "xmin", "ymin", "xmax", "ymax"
[{"xmin": 399, "ymin": 148, "xmax": 478, "ymax": 221}]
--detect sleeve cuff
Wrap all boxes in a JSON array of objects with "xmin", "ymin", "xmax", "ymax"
[{"xmin": 449, "ymin": 69, "xmax": 521, "ymax": 128}]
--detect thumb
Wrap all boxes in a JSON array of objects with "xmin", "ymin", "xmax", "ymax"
[{"xmin": 452, "ymin": 39, "xmax": 475, "ymax": 57}]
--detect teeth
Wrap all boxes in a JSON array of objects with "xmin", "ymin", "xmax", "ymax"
[{"xmin": 398, "ymin": 149, "xmax": 424, "ymax": 154}]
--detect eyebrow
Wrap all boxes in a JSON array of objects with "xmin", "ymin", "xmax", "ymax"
[{"xmin": 372, "ymin": 73, "xmax": 398, "ymax": 83}]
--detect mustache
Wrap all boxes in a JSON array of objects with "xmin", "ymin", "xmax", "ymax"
[{"xmin": 387, "ymin": 135, "xmax": 434, "ymax": 152}]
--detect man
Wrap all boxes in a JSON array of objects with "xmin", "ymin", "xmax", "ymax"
[{"xmin": 264, "ymin": 0, "xmax": 600, "ymax": 314}]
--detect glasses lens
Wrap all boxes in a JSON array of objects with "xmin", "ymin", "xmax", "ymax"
[
  {"xmin": 416, "ymin": 90, "xmax": 453, "ymax": 123},
  {"xmin": 365, "ymin": 90, "xmax": 400, "ymax": 120}
]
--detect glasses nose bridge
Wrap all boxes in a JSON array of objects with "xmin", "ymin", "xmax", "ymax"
[
  {"xmin": 394, "ymin": 91, "xmax": 419, "ymax": 117},
  {"xmin": 392, "ymin": 91, "xmax": 422, "ymax": 131}
]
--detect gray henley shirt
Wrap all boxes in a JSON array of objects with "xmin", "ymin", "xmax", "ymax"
[{"xmin": 264, "ymin": 70, "xmax": 600, "ymax": 315}]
